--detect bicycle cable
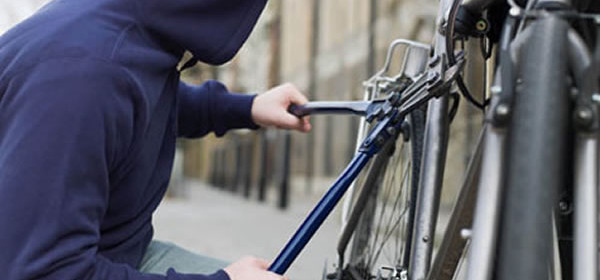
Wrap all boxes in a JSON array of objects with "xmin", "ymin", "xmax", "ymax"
[
  {"xmin": 446, "ymin": 0, "xmax": 490, "ymax": 110},
  {"xmin": 479, "ymin": 36, "xmax": 493, "ymax": 60},
  {"xmin": 448, "ymin": 91, "xmax": 461, "ymax": 123}
]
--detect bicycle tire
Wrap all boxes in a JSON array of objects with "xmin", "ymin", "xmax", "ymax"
[
  {"xmin": 343, "ymin": 107, "xmax": 426, "ymax": 279},
  {"xmin": 497, "ymin": 16, "xmax": 570, "ymax": 280}
]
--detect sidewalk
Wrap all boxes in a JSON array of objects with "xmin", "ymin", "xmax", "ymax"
[{"xmin": 152, "ymin": 180, "xmax": 341, "ymax": 280}]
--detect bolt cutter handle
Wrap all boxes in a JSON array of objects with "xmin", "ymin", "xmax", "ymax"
[{"xmin": 288, "ymin": 100, "xmax": 385, "ymax": 117}]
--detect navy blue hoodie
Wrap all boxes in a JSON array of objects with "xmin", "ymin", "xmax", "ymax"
[{"xmin": 0, "ymin": 0, "xmax": 266, "ymax": 279}]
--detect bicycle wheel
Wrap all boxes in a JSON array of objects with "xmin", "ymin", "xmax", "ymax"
[
  {"xmin": 342, "ymin": 107, "xmax": 426, "ymax": 279},
  {"xmin": 496, "ymin": 16, "xmax": 571, "ymax": 280}
]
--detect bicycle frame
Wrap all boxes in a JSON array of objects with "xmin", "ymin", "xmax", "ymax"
[
  {"xmin": 268, "ymin": 0, "xmax": 600, "ymax": 279},
  {"xmin": 415, "ymin": 7, "xmax": 600, "ymax": 279}
]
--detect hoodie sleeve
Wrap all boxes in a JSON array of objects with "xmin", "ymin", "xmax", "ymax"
[
  {"xmin": 0, "ymin": 60, "xmax": 227, "ymax": 280},
  {"xmin": 177, "ymin": 80, "xmax": 260, "ymax": 138}
]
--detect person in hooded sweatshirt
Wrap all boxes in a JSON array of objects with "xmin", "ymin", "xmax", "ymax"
[{"xmin": 0, "ymin": 0, "xmax": 311, "ymax": 279}]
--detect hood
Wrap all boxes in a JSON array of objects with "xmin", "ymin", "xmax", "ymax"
[{"xmin": 137, "ymin": 0, "xmax": 267, "ymax": 65}]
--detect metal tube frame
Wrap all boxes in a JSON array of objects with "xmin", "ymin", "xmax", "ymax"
[
  {"xmin": 426, "ymin": 129, "xmax": 484, "ymax": 280},
  {"xmin": 570, "ymin": 18, "xmax": 598, "ymax": 280},
  {"xmin": 464, "ymin": 115, "xmax": 506, "ymax": 280},
  {"xmin": 573, "ymin": 135, "xmax": 598, "ymax": 280},
  {"xmin": 408, "ymin": 96, "xmax": 449, "ymax": 280},
  {"xmin": 408, "ymin": 0, "xmax": 454, "ymax": 278}
]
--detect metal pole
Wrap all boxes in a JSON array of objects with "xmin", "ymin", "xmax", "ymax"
[
  {"xmin": 219, "ymin": 148, "xmax": 227, "ymax": 189},
  {"xmin": 243, "ymin": 138, "xmax": 253, "ymax": 198},
  {"xmin": 573, "ymin": 135, "xmax": 598, "ymax": 280},
  {"xmin": 409, "ymin": 96, "xmax": 450, "ymax": 280},
  {"xmin": 210, "ymin": 149, "xmax": 218, "ymax": 186},
  {"xmin": 258, "ymin": 132, "xmax": 269, "ymax": 202},
  {"xmin": 465, "ymin": 123, "xmax": 506, "ymax": 280},
  {"xmin": 367, "ymin": 0, "xmax": 377, "ymax": 77},
  {"xmin": 427, "ymin": 129, "xmax": 483, "ymax": 280},
  {"xmin": 305, "ymin": 0, "xmax": 320, "ymax": 194},
  {"xmin": 324, "ymin": 116, "xmax": 334, "ymax": 176},
  {"xmin": 225, "ymin": 144, "xmax": 234, "ymax": 191},
  {"xmin": 279, "ymin": 132, "xmax": 292, "ymax": 210},
  {"xmin": 267, "ymin": 0, "xmax": 288, "ymax": 210},
  {"xmin": 410, "ymin": 0, "xmax": 453, "ymax": 276},
  {"xmin": 233, "ymin": 136, "xmax": 242, "ymax": 193}
]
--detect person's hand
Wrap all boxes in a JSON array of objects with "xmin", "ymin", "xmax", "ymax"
[
  {"xmin": 223, "ymin": 256, "xmax": 289, "ymax": 280},
  {"xmin": 251, "ymin": 83, "xmax": 311, "ymax": 132}
]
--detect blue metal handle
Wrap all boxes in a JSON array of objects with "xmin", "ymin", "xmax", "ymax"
[
  {"xmin": 269, "ymin": 108, "xmax": 403, "ymax": 275},
  {"xmin": 268, "ymin": 152, "xmax": 372, "ymax": 274}
]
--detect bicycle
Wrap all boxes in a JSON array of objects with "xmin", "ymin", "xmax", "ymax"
[{"xmin": 267, "ymin": 0, "xmax": 600, "ymax": 279}]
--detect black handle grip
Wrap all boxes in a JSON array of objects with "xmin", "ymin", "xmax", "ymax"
[
  {"xmin": 287, "ymin": 101, "xmax": 374, "ymax": 118},
  {"xmin": 288, "ymin": 104, "xmax": 311, "ymax": 117}
]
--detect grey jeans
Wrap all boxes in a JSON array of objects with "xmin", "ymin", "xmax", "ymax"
[{"xmin": 138, "ymin": 240, "xmax": 229, "ymax": 275}]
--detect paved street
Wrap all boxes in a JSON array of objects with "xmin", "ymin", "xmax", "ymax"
[{"xmin": 152, "ymin": 180, "xmax": 341, "ymax": 280}]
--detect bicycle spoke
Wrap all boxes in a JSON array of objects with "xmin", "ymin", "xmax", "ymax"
[
  {"xmin": 397, "ymin": 161, "xmax": 412, "ymax": 266},
  {"xmin": 371, "ymin": 206, "xmax": 410, "ymax": 270},
  {"xmin": 366, "ymin": 144, "xmax": 403, "ymax": 268},
  {"xmin": 367, "ymin": 142, "xmax": 404, "ymax": 266},
  {"xmin": 368, "ymin": 158, "xmax": 411, "ymax": 270},
  {"xmin": 357, "ymin": 134, "xmax": 416, "ymax": 277},
  {"xmin": 346, "ymin": 109, "xmax": 426, "ymax": 280}
]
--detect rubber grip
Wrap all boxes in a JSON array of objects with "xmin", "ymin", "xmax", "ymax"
[{"xmin": 288, "ymin": 104, "xmax": 309, "ymax": 117}]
